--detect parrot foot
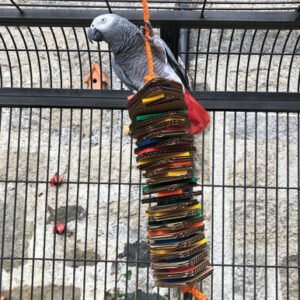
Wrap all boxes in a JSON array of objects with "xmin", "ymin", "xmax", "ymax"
[
  {"xmin": 147, "ymin": 36, "xmax": 154, "ymax": 42},
  {"xmin": 144, "ymin": 21, "xmax": 154, "ymax": 36},
  {"xmin": 139, "ymin": 25, "xmax": 145, "ymax": 35},
  {"xmin": 140, "ymin": 21, "xmax": 154, "ymax": 37}
]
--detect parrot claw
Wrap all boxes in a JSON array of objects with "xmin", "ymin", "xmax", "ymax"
[
  {"xmin": 147, "ymin": 36, "xmax": 154, "ymax": 42},
  {"xmin": 144, "ymin": 21, "xmax": 154, "ymax": 36},
  {"xmin": 140, "ymin": 21, "xmax": 154, "ymax": 37},
  {"xmin": 139, "ymin": 25, "xmax": 145, "ymax": 34}
]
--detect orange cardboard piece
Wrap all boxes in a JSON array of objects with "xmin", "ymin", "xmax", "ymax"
[
  {"xmin": 84, "ymin": 64, "xmax": 108, "ymax": 90},
  {"xmin": 157, "ymin": 189, "xmax": 183, "ymax": 197}
]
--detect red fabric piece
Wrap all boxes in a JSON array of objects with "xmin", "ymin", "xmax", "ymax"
[
  {"xmin": 127, "ymin": 94, "xmax": 134, "ymax": 101},
  {"xmin": 52, "ymin": 223, "xmax": 65, "ymax": 235},
  {"xmin": 184, "ymin": 90, "xmax": 210, "ymax": 135},
  {"xmin": 50, "ymin": 174, "xmax": 63, "ymax": 187}
]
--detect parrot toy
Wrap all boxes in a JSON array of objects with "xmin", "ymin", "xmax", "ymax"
[{"xmin": 88, "ymin": 14, "xmax": 210, "ymax": 134}]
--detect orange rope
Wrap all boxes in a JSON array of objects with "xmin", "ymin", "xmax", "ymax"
[
  {"xmin": 141, "ymin": 0, "xmax": 156, "ymax": 82},
  {"xmin": 181, "ymin": 286, "xmax": 206, "ymax": 300}
]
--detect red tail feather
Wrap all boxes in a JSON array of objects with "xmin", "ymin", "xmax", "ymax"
[{"xmin": 184, "ymin": 91, "xmax": 210, "ymax": 135}]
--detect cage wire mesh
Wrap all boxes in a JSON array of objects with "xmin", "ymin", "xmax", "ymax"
[
  {"xmin": 0, "ymin": 27, "xmax": 299, "ymax": 92},
  {"xmin": 0, "ymin": 1, "xmax": 299, "ymax": 299},
  {"xmin": 0, "ymin": 108, "xmax": 299, "ymax": 299}
]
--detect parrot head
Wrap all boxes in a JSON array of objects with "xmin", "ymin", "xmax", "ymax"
[
  {"xmin": 88, "ymin": 14, "xmax": 141, "ymax": 52},
  {"xmin": 88, "ymin": 14, "xmax": 130, "ymax": 43},
  {"xmin": 88, "ymin": 14, "xmax": 116, "ymax": 43}
]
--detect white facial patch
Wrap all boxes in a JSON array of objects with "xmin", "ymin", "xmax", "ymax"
[{"xmin": 93, "ymin": 14, "xmax": 116, "ymax": 34}]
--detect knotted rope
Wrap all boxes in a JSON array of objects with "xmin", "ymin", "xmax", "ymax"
[{"xmin": 141, "ymin": 0, "xmax": 156, "ymax": 81}]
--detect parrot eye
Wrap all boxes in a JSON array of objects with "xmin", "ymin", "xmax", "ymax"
[{"xmin": 101, "ymin": 18, "xmax": 106, "ymax": 23}]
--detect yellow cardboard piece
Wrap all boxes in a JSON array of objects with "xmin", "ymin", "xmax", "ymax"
[{"xmin": 142, "ymin": 94, "xmax": 165, "ymax": 104}]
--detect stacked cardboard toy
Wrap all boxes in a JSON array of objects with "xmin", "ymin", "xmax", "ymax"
[{"xmin": 127, "ymin": 78, "xmax": 213, "ymax": 288}]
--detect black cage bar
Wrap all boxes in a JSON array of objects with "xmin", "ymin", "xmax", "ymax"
[
  {"xmin": 0, "ymin": 1, "xmax": 299, "ymax": 299},
  {"xmin": 1, "ymin": 0, "xmax": 300, "ymax": 12},
  {"xmin": 0, "ymin": 27, "xmax": 300, "ymax": 92}
]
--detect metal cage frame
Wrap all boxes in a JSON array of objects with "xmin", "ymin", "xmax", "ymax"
[{"xmin": 0, "ymin": 1, "xmax": 299, "ymax": 300}]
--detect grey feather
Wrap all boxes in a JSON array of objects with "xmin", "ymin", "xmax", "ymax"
[
  {"xmin": 148, "ymin": 35, "xmax": 168, "ymax": 64},
  {"xmin": 159, "ymin": 39, "xmax": 190, "ymax": 89},
  {"xmin": 112, "ymin": 55, "xmax": 137, "ymax": 90}
]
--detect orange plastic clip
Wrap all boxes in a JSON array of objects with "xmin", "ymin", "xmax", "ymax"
[{"xmin": 181, "ymin": 286, "xmax": 206, "ymax": 300}]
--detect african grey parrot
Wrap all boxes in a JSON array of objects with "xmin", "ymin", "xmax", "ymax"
[{"xmin": 87, "ymin": 14, "xmax": 210, "ymax": 134}]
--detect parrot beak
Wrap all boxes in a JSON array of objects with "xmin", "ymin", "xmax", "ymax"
[{"xmin": 88, "ymin": 27, "xmax": 104, "ymax": 43}]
